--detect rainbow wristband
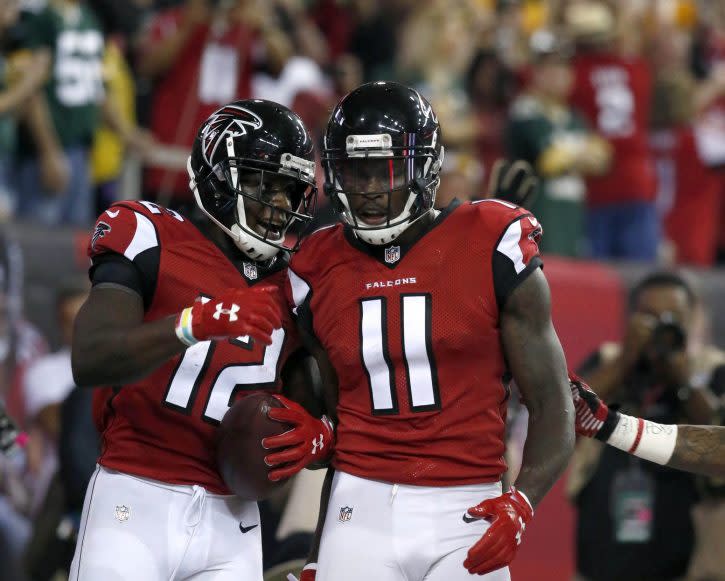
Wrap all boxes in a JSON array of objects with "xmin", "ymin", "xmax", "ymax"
[{"xmin": 175, "ymin": 307, "xmax": 197, "ymax": 347}]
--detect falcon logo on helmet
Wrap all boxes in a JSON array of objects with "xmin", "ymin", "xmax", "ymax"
[{"xmin": 200, "ymin": 106, "xmax": 264, "ymax": 166}]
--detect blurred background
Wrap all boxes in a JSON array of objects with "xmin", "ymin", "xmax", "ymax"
[{"xmin": 1, "ymin": 0, "xmax": 725, "ymax": 579}]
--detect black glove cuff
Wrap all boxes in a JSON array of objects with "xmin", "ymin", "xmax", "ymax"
[{"xmin": 595, "ymin": 409, "xmax": 621, "ymax": 442}]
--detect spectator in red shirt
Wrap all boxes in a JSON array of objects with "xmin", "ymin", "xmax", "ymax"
[
  {"xmin": 566, "ymin": 2, "xmax": 659, "ymax": 261},
  {"xmin": 136, "ymin": 0, "xmax": 257, "ymax": 206},
  {"xmin": 650, "ymin": 73, "xmax": 725, "ymax": 267}
]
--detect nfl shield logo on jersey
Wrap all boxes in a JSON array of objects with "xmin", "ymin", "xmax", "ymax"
[
  {"xmin": 338, "ymin": 506, "xmax": 353, "ymax": 522},
  {"xmin": 243, "ymin": 262, "xmax": 258, "ymax": 280},
  {"xmin": 384, "ymin": 245, "xmax": 401, "ymax": 264},
  {"xmin": 115, "ymin": 505, "xmax": 130, "ymax": 523}
]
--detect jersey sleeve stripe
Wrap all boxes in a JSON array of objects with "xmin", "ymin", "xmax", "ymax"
[
  {"xmin": 496, "ymin": 218, "xmax": 526, "ymax": 274},
  {"xmin": 288, "ymin": 268, "xmax": 311, "ymax": 314},
  {"xmin": 125, "ymin": 212, "xmax": 159, "ymax": 261}
]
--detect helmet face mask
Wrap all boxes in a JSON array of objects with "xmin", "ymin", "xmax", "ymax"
[
  {"xmin": 326, "ymin": 151, "xmax": 440, "ymax": 240},
  {"xmin": 188, "ymin": 101, "xmax": 317, "ymax": 262},
  {"xmin": 201, "ymin": 159, "xmax": 315, "ymax": 244},
  {"xmin": 323, "ymin": 83, "xmax": 444, "ymax": 246}
]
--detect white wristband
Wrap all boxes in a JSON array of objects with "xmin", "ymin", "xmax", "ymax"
[{"xmin": 606, "ymin": 413, "xmax": 678, "ymax": 465}]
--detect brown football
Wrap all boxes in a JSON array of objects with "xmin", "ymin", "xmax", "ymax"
[{"xmin": 216, "ymin": 392, "xmax": 290, "ymax": 500}]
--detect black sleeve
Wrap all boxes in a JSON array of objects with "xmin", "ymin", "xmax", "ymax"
[
  {"xmin": 295, "ymin": 294, "xmax": 316, "ymax": 342},
  {"xmin": 493, "ymin": 253, "xmax": 543, "ymax": 310},
  {"xmin": 89, "ymin": 248, "xmax": 159, "ymax": 310}
]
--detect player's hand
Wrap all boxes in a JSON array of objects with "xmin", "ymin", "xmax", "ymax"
[
  {"xmin": 569, "ymin": 371, "xmax": 620, "ymax": 441},
  {"xmin": 464, "ymin": 487, "xmax": 533, "ymax": 575},
  {"xmin": 263, "ymin": 396, "xmax": 335, "ymax": 481},
  {"xmin": 175, "ymin": 285, "xmax": 283, "ymax": 347},
  {"xmin": 621, "ymin": 312, "xmax": 657, "ymax": 371},
  {"xmin": 486, "ymin": 159, "xmax": 538, "ymax": 210}
]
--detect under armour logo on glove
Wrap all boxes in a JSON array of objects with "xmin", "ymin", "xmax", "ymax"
[
  {"xmin": 263, "ymin": 395, "xmax": 336, "ymax": 481},
  {"xmin": 212, "ymin": 302, "xmax": 240, "ymax": 322},
  {"xmin": 464, "ymin": 487, "xmax": 534, "ymax": 575},
  {"xmin": 311, "ymin": 434, "xmax": 325, "ymax": 455},
  {"xmin": 514, "ymin": 517, "xmax": 524, "ymax": 545},
  {"xmin": 175, "ymin": 286, "xmax": 283, "ymax": 347}
]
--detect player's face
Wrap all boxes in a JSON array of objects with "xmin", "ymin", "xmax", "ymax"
[
  {"xmin": 238, "ymin": 172, "xmax": 298, "ymax": 241},
  {"xmin": 337, "ymin": 158, "xmax": 409, "ymax": 226}
]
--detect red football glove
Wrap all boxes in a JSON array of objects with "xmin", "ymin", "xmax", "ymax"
[
  {"xmin": 569, "ymin": 371, "xmax": 620, "ymax": 441},
  {"xmin": 263, "ymin": 395, "xmax": 335, "ymax": 481},
  {"xmin": 175, "ymin": 286, "xmax": 282, "ymax": 347},
  {"xmin": 463, "ymin": 487, "xmax": 534, "ymax": 576},
  {"xmin": 286, "ymin": 563, "xmax": 317, "ymax": 581},
  {"xmin": 300, "ymin": 564, "xmax": 317, "ymax": 581}
]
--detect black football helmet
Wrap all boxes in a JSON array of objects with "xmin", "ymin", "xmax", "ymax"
[
  {"xmin": 323, "ymin": 82, "xmax": 444, "ymax": 245},
  {"xmin": 188, "ymin": 100, "xmax": 317, "ymax": 261}
]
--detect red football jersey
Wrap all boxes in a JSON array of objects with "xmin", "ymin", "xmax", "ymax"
[
  {"xmin": 650, "ymin": 126, "xmax": 721, "ymax": 266},
  {"xmin": 570, "ymin": 52, "xmax": 656, "ymax": 205},
  {"xmin": 88, "ymin": 201, "xmax": 298, "ymax": 493},
  {"xmin": 287, "ymin": 200, "xmax": 543, "ymax": 486}
]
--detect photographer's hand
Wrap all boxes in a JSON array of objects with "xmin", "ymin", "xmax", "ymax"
[
  {"xmin": 652, "ymin": 349, "xmax": 690, "ymax": 390},
  {"xmin": 621, "ymin": 313, "xmax": 657, "ymax": 372},
  {"xmin": 585, "ymin": 313, "xmax": 657, "ymax": 401},
  {"xmin": 651, "ymin": 351, "xmax": 718, "ymax": 424}
]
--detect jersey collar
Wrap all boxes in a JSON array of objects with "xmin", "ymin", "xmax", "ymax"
[{"xmin": 342, "ymin": 199, "xmax": 461, "ymax": 269}]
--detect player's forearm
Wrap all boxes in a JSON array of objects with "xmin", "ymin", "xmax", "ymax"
[
  {"xmin": 500, "ymin": 270, "xmax": 575, "ymax": 506},
  {"xmin": 72, "ymin": 316, "xmax": 185, "ymax": 387},
  {"xmin": 668, "ymin": 425, "xmax": 725, "ymax": 479},
  {"xmin": 515, "ymin": 395, "xmax": 575, "ymax": 507}
]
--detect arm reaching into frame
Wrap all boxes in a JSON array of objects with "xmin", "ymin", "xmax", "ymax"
[{"xmin": 571, "ymin": 374, "xmax": 725, "ymax": 479}]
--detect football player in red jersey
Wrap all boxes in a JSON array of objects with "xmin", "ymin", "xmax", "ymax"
[
  {"xmin": 272, "ymin": 82, "xmax": 575, "ymax": 580},
  {"xmin": 69, "ymin": 100, "xmax": 334, "ymax": 580}
]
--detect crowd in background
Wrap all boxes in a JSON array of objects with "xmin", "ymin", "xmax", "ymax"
[
  {"xmin": 0, "ymin": 0, "xmax": 723, "ymax": 262},
  {"xmin": 1, "ymin": 0, "xmax": 725, "ymax": 580}
]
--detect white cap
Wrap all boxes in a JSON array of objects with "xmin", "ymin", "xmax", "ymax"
[{"xmin": 23, "ymin": 349, "xmax": 75, "ymax": 419}]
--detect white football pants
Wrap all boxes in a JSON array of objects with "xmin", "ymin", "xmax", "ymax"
[
  {"xmin": 317, "ymin": 471, "xmax": 510, "ymax": 581},
  {"xmin": 69, "ymin": 465, "xmax": 263, "ymax": 581}
]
